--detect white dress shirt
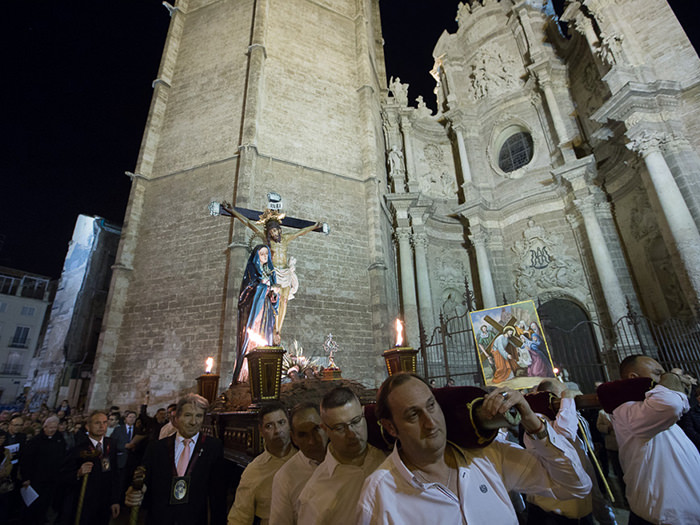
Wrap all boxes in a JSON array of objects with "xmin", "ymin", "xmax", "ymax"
[
  {"xmin": 612, "ymin": 384, "xmax": 700, "ymax": 524},
  {"xmin": 297, "ymin": 444, "xmax": 385, "ymax": 525},
  {"xmin": 228, "ymin": 446, "xmax": 296, "ymax": 525},
  {"xmin": 528, "ymin": 397, "xmax": 594, "ymax": 519},
  {"xmin": 269, "ymin": 450, "xmax": 320, "ymax": 525},
  {"xmin": 358, "ymin": 422, "xmax": 591, "ymax": 525}
]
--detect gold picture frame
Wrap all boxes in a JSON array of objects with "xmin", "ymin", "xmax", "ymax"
[{"xmin": 469, "ymin": 300, "xmax": 556, "ymax": 390}]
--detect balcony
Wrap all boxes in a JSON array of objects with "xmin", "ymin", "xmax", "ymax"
[
  {"xmin": 0, "ymin": 363, "xmax": 23, "ymax": 375},
  {"xmin": 8, "ymin": 337, "xmax": 30, "ymax": 349}
]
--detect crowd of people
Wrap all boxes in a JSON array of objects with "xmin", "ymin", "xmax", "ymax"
[
  {"xmin": 0, "ymin": 399, "xmax": 176, "ymax": 524},
  {"xmin": 1, "ymin": 355, "xmax": 699, "ymax": 524}
]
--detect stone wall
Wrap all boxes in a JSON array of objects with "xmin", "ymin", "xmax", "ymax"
[{"xmin": 90, "ymin": 0, "xmax": 394, "ymax": 409}]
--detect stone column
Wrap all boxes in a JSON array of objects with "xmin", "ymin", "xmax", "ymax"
[
  {"xmin": 468, "ymin": 229, "xmax": 497, "ymax": 308},
  {"xmin": 627, "ymin": 131, "xmax": 700, "ymax": 300},
  {"xmin": 532, "ymin": 67, "xmax": 569, "ymax": 148},
  {"xmin": 451, "ymin": 124, "xmax": 473, "ymax": 184},
  {"xmin": 400, "ymin": 116, "xmax": 419, "ymax": 193},
  {"xmin": 395, "ymin": 228, "xmax": 419, "ymax": 347},
  {"xmin": 412, "ymin": 230, "xmax": 435, "ymax": 330},
  {"xmin": 572, "ymin": 195, "xmax": 628, "ymax": 322}
]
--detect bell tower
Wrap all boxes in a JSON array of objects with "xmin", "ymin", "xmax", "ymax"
[{"xmin": 89, "ymin": 0, "xmax": 396, "ymax": 408}]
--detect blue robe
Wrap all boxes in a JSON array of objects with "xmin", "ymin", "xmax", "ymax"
[{"xmin": 233, "ymin": 245, "xmax": 279, "ymax": 383}]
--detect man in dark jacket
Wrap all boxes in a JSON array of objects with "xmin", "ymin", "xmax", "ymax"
[
  {"xmin": 19, "ymin": 416, "xmax": 67, "ymax": 524},
  {"xmin": 125, "ymin": 393, "xmax": 226, "ymax": 524},
  {"xmin": 69, "ymin": 410, "xmax": 120, "ymax": 524}
]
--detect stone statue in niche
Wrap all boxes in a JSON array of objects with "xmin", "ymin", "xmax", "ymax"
[
  {"xmin": 389, "ymin": 76, "xmax": 409, "ymax": 107},
  {"xmin": 387, "ymin": 146, "xmax": 405, "ymax": 178},
  {"xmin": 597, "ymin": 32, "xmax": 624, "ymax": 66},
  {"xmin": 512, "ymin": 219, "xmax": 584, "ymax": 298}
]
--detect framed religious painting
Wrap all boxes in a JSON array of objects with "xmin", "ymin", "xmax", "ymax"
[{"xmin": 469, "ymin": 300, "xmax": 556, "ymax": 390}]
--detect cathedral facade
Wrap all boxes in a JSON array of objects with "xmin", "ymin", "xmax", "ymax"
[{"xmin": 88, "ymin": 0, "xmax": 700, "ymax": 409}]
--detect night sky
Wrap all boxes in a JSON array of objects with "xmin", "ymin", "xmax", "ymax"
[{"xmin": 1, "ymin": 1, "xmax": 697, "ymax": 279}]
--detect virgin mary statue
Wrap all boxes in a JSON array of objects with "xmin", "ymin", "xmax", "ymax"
[{"xmin": 233, "ymin": 245, "xmax": 279, "ymax": 383}]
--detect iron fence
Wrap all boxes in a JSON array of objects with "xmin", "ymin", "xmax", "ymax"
[{"xmin": 418, "ymin": 299, "xmax": 700, "ymax": 392}]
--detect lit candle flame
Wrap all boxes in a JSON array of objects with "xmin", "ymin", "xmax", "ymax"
[
  {"xmin": 395, "ymin": 318, "xmax": 404, "ymax": 347},
  {"xmin": 205, "ymin": 357, "xmax": 214, "ymax": 374},
  {"xmin": 247, "ymin": 328, "xmax": 269, "ymax": 349}
]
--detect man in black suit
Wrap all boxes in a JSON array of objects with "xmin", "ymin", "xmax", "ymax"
[
  {"xmin": 70, "ymin": 410, "xmax": 121, "ymax": 524},
  {"xmin": 110, "ymin": 411, "xmax": 131, "ymax": 495},
  {"xmin": 125, "ymin": 393, "xmax": 226, "ymax": 525}
]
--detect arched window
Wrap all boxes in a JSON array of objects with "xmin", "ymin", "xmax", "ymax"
[{"xmin": 498, "ymin": 131, "xmax": 533, "ymax": 172}]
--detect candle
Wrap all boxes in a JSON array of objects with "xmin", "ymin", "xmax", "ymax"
[
  {"xmin": 395, "ymin": 318, "xmax": 404, "ymax": 347},
  {"xmin": 205, "ymin": 357, "xmax": 214, "ymax": 374},
  {"xmin": 246, "ymin": 328, "xmax": 270, "ymax": 349}
]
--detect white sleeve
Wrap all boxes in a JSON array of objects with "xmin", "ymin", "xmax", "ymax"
[{"xmin": 612, "ymin": 385, "xmax": 689, "ymax": 440}]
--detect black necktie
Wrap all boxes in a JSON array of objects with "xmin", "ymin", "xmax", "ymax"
[{"xmin": 96, "ymin": 442, "xmax": 103, "ymax": 456}]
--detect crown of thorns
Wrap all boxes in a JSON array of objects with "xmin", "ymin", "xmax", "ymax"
[{"xmin": 256, "ymin": 209, "xmax": 286, "ymax": 227}]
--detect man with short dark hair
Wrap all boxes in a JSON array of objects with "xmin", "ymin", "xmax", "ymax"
[
  {"xmin": 297, "ymin": 387, "xmax": 385, "ymax": 525},
  {"xmin": 125, "ymin": 393, "xmax": 226, "ymax": 524},
  {"xmin": 228, "ymin": 401, "xmax": 296, "ymax": 525},
  {"xmin": 106, "ymin": 412, "xmax": 120, "ymax": 437},
  {"xmin": 358, "ymin": 373, "xmax": 591, "ymax": 524},
  {"xmin": 269, "ymin": 402, "xmax": 328, "ymax": 525},
  {"xmin": 111, "ymin": 410, "xmax": 138, "ymax": 496},
  {"xmin": 611, "ymin": 355, "xmax": 700, "ymax": 524},
  {"xmin": 158, "ymin": 403, "xmax": 178, "ymax": 439}
]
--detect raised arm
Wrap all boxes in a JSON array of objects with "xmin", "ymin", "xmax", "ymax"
[
  {"xmin": 613, "ymin": 381, "xmax": 689, "ymax": 440},
  {"xmin": 220, "ymin": 203, "xmax": 264, "ymax": 237},
  {"xmin": 284, "ymin": 221, "xmax": 320, "ymax": 242}
]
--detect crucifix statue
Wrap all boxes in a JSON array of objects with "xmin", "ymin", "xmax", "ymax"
[{"xmin": 210, "ymin": 192, "xmax": 328, "ymax": 352}]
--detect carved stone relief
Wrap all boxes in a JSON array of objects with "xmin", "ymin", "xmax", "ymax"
[
  {"xmin": 512, "ymin": 219, "xmax": 585, "ymax": 299},
  {"xmin": 581, "ymin": 62, "xmax": 607, "ymax": 115},
  {"xmin": 417, "ymin": 143, "xmax": 457, "ymax": 199},
  {"xmin": 434, "ymin": 255, "xmax": 469, "ymax": 316},
  {"xmin": 628, "ymin": 192, "xmax": 657, "ymax": 241},
  {"xmin": 469, "ymin": 46, "xmax": 521, "ymax": 101}
]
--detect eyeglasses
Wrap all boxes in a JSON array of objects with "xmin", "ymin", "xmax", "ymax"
[{"xmin": 325, "ymin": 414, "xmax": 365, "ymax": 435}]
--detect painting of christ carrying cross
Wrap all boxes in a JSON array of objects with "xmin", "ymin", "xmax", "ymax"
[{"xmin": 469, "ymin": 300, "xmax": 555, "ymax": 390}]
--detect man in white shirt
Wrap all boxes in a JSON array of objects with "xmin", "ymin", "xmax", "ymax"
[
  {"xmin": 358, "ymin": 372, "xmax": 592, "ymax": 525},
  {"xmin": 269, "ymin": 402, "xmax": 328, "ymax": 525},
  {"xmin": 297, "ymin": 387, "xmax": 385, "ymax": 525},
  {"xmin": 228, "ymin": 401, "xmax": 296, "ymax": 525},
  {"xmin": 611, "ymin": 355, "xmax": 700, "ymax": 524},
  {"xmin": 528, "ymin": 379, "xmax": 616, "ymax": 525}
]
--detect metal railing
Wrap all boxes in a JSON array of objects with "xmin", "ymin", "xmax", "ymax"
[
  {"xmin": 0, "ymin": 364, "xmax": 23, "ymax": 375},
  {"xmin": 418, "ymin": 295, "xmax": 700, "ymax": 392}
]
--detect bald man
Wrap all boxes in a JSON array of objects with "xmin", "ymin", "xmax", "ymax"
[{"xmin": 611, "ymin": 355, "xmax": 700, "ymax": 524}]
